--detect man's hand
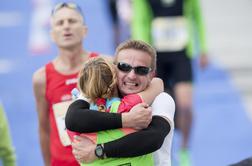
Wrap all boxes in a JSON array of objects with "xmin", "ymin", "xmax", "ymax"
[
  {"xmin": 199, "ymin": 53, "xmax": 208, "ymax": 69},
  {"xmin": 72, "ymin": 135, "xmax": 97, "ymax": 163},
  {"xmin": 122, "ymin": 103, "xmax": 152, "ymax": 130}
]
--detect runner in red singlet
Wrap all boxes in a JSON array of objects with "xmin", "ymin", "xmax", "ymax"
[{"xmin": 32, "ymin": 2, "xmax": 104, "ymax": 166}]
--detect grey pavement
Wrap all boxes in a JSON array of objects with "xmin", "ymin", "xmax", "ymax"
[{"xmin": 201, "ymin": 0, "xmax": 252, "ymax": 120}]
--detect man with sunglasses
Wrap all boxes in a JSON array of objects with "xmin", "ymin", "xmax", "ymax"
[
  {"xmin": 32, "ymin": 3, "xmax": 102, "ymax": 166},
  {"xmin": 66, "ymin": 40, "xmax": 175, "ymax": 166}
]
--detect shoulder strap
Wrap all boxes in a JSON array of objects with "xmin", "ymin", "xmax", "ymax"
[
  {"xmin": 45, "ymin": 62, "xmax": 54, "ymax": 72},
  {"xmin": 110, "ymin": 101, "xmax": 121, "ymax": 113}
]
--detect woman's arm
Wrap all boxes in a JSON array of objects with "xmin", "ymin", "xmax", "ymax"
[
  {"xmin": 138, "ymin": 77, "xmax": 164, "ymax": 104},
  {"xmin": 65, "ymin": 100, "xmax": 122, "ymax": 132},
  {"xmin": 65, "ymin": 100, "xmax": 152, "ymax": 133}
]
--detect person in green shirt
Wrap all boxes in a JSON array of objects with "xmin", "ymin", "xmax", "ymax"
[
  {"xmin": 131, "ymin": 0, "xmax": 209, "ymax": 165},
  {"xmin": 0, "ymin": 102, "xmax": 16, "ymax": 166}
]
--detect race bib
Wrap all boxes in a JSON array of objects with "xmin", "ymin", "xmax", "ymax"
[
  {"xmin": 152, "ymin": 16, "xmax": 189, "ymax": 52},
  {"xmin": 161, "ymin": 0, "xmax": 175, "ymax": 7},
  {"xmin": 53, "ymin": 100, "xmax": 73, "ymax": 146}
]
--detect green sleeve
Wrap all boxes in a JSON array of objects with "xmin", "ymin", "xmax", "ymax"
[
  {"xmin": 191, "ymin": 0, "xmax": 208, "ymax": 54},
  {"xmin": 0, "ymin": 105, "xmax": 16, "ymax": 166},
  {"xmin": 131, "ymin": 0, "xmax": 153, "ymax": 44}
]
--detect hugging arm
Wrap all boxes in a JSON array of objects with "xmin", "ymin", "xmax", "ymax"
[
  {"xmin": 104, "ymin": 116, "xmax": 170, "ymax": 157},
  {"xmin": 65, "ymin": 100, "xmax": 122, "ymax": 132},
  {"xmin": 66, "ymin": 100, "xmax": 152, "ymax": 132},
  {"xmin": 138, "ymin": 77, "xmax": 164, "ymax": 104}
]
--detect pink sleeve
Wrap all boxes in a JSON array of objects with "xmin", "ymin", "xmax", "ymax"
[
  {"xmin": 117, "ymin": 94, "xmax": 143, "ymax": 113},
  {"xmin": 67, "ymin": 130, "xmax": 80, "ymax": 142}
]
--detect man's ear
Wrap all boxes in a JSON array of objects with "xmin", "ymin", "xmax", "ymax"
[
  {"xmin": 82, "ymin": 26, "xmax": 88, "ymax": 38},
  {"xmin": 150, "ymin": 70, "xmax": 156, "ymax": 79},
  {"xmin": 147, "ymin": 71, "xmax": 155, "ymax": 84}
]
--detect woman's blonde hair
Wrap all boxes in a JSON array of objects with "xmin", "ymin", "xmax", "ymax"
[{"xmin": 78, "ymin": 57, "xmax": 117, "ymax": 107}]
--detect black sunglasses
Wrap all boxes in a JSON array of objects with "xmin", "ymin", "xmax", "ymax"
[
  {"xmin": 117, "ymin": 62, "xmax": 152, "ymax": 76},
  {"xmin": 51, "ymin": 2, "xmax": 83, "ymax": 16}
]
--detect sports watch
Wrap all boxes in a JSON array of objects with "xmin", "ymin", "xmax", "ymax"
[{"xmin": 95, "ymin": 144, "xmax": 105, "ymax": 159}]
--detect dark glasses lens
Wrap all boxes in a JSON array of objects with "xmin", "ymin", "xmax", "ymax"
[
  {"xmin": 51, "ymin": 2, "xmax": 83, "ymax": 16},
  {"xmin": 117, "ymin": 62, "xmax": 151, "ymax": 76}
]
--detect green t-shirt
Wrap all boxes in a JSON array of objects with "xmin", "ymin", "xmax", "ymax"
[{"xmin": 81, "ymin": 98, "xmax": 154, "ymax": 166}]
